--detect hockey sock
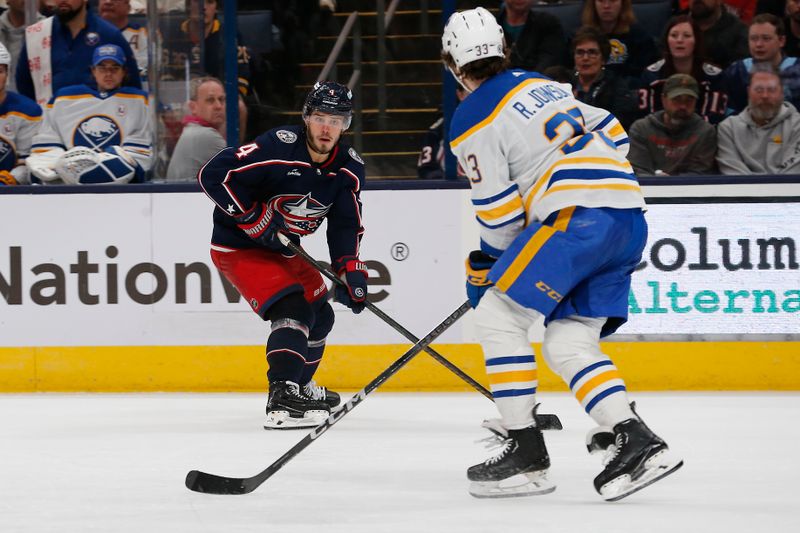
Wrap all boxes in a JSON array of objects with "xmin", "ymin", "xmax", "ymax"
[
  {"xmin": 266, "ymin": 325, "xmax": 308, "ymax": 384},
  {"xmin": 300, "ymin": 339, "xmax": 325, "ymax": 385},
  {"xmin": 568, "ymin": 360, "xmax": 635, "ymax": 427}
]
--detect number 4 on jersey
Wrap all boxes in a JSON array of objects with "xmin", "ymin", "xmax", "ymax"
[{"xmin": 236, "ymin": 143, "xmax": 259, "ymax": 160}]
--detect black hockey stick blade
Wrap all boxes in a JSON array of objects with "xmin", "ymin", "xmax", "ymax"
[
  {"xmin": 185, "ymin": 301, "xmax": 472, "ymax": 495},
  {"xmin": 185, "ymin": 470, "xmax": 252, "ymax": 495},
  {"xmin": 276, "ymin": 234, "xmax": 563, "ymax": 431}
]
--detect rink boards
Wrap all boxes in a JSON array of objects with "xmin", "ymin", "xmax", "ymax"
[{"xmin": 1, "ymin": 184, "xmax": 799, "ymax": 391}]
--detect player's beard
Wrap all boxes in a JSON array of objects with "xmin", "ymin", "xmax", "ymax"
[
  {"xmin": 306, "ymin": 132, "xmax": 337, "ymax": 156},
  {"xmin": 57, "ymin": 3, "xmax": 84, "ymax": 23}
]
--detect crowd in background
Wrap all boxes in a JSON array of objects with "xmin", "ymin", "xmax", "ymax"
[{"xmin": 0, "ymin": 0, "xmax": 799, "ymax": 185}]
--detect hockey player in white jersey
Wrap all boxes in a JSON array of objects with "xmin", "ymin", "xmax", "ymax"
[
  {"xmin": 0, "ymin": 42, "xmax": 42, "ymax": 186},
  {"xmin": 26, "ymin": 44, "xmax": 153, "ymax": 185},
  {"xmin": 442, "ymin": 8, "xmax": 682, "ymax": 501}
]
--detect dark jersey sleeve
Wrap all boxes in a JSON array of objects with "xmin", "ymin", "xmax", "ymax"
[
  {"xmin": 326, "ymin": 153, "xmax": 366, "ymax": 269},
  {"xmin": 197, "ymin": 132, "xmax": 274, "ymax": 216}
]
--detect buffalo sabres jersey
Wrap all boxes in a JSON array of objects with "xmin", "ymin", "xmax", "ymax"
[
  {"xmin": 198, "ymin": 125, "xmax": 366, "ymax": 264},
  {"xmin": 31, "ymin": 85, "xmax": 153, "ymax": 173},
  {"xmin": 122, "ymin": 23, "xmax": 149, "ymax": 89},
  {"xmin": 449, "ymin": 69, "xmax": 645, "ymax": 257},
  {"xmin": 0, "ymin": 92, "xmax": 42, "ymax": 173}
]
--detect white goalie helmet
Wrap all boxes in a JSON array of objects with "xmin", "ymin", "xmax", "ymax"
[{"xmin": 441, "ymin": 7, "xmax": 505, "ymax": 69}]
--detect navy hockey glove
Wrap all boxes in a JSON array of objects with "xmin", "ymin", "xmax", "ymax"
[
  {"xmin": 234, "ymin": 202, "xmax": 298, "ymax": 251},
  {"xmin": 333, "ymin": 256, "xmax": 369, "ymax": 314},
  {"xmin": 466, "ymin": 250, "xmax": 497, "ymax": 308}
]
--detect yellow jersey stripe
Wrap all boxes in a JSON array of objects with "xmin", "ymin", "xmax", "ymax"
[
  {"xmin": 450, "ymin": 78, "xmax": 548, "ymax": 148},
  {"xmin": 496, "ymin": 225, "xmax": 557, "ymax": 291},
  {"xmin": 609, "ymin": 123, "xmax": 624, "ymax": 137},
  {"xmin": 0, "ymin": 111, "xmax": 41, "ymax": 121},
  {"xmin": 543, "ymin": 183, "xmax": 641, "ymax": 197},
  {"xmin": 476, "ymin": 195, "xmax": 524, "ymax": 222}
]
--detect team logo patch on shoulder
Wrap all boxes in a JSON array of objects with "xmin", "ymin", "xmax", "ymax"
[
  {"xmin": 276, "ymin": 130, "xmax": 297, "ymax": 143},
  {"xmin": 348, "ymin": 147, "xmax": 364, "ymax": 164},
  {"xmin": 86, "ymin": 32, "xmax": 100, "ymax": 46}
]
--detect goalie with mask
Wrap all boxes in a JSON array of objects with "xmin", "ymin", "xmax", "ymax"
[{"xmin": 26, "ymin": 44, "xmax": 152, "ymax": 185}]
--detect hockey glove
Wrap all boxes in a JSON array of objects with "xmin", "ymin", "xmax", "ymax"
[
  {"xmin": 0, "ymin": 170, "xmax": 18, "ymax": 186},
  {"xmin": 234, "ymin": 202, "xmax": 298, "ymax": 251},
  {"xmin": 466, "ymin": 250, "xmax": 497, "ymax": 309},
  {"xmin": 333, "ymin": 256, "xmax": 368, "ymax": 314}
]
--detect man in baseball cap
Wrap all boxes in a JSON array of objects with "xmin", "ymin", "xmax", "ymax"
[
  {"xmin": 627, "ymin": 73, "xmax": 717, "ymax": 175},
  {"xmin": 91, "ymin": 44, "xmax": 128, "ymax": 93},
  {"xmin": 92, "ymin": 44, "xmax": 127, "ymax": 67}
]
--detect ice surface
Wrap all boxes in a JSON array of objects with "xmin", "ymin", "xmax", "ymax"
[{"xmin": 2, "ymin": 392, "xmax": 797, "ymax": 532}]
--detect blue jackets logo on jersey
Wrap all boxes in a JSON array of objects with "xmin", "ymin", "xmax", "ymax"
[
  {"xmin": 268, "ymin": 193, "xmax": 332, "ymax": 235},
  {"xmin": 276, "ymin": 130, "xmax": 297, "ymax": 143},
  {"xmin": 74, "ymin": 115, "xmax": 122, "ymax": 151}
]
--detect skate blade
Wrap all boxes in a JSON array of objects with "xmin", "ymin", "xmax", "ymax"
[
  {"xmin": 599, "ymin": 450, "xmax": 684, "ymax": 502},
  {"xmin": 263, "ymin": 409, "xmax": 329, "ymax": 430},
  {"xmin": 469, "ymin": 470, "xmax": 556, "ymax": 499}
]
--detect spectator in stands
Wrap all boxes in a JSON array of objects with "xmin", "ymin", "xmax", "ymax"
[
  {"xmin": 417, "ymin": 86, "xmax": 466, "ymax": 180},
  {"xmin": 638, "ymin": 15, "xmax": 729, "ymax": 124},
  {"xmin": 689, "ymin": 0, "xmax": 749, "ymax": 68},
  {"xmin": 182, "ymin": 0, "xmax": 251, "ymax": 142},
  {"xmin": 16, "ymin": 0, "xmax": 141, "ymax": 106},
  {"xmin": 26, "ymin": 44, "xmax": 152, "ymax": 185},
  {"xmin": 99, "ymin": 0, "xmax": 148, "ymax": 89},
  {"xmin": 717, "ymin": 65, "xmax": 800, "ymax": 174},
  {"xmin": 579, "ymin": 0, "xmax": 659, "ymax": 80},
  {"xmin": 570, "ymin": 26, "xmax": 638, "ymax": 128},
  {"xmin": 167, "ymin": 76, "xmax": 226, "ymax": 182},
  {"xmin": 628, "ymin": 73, "xmax": 717, "ymax": 176},
  {"xmin": 724, "ymin": 14, "xmax": 800, "ymax": 114},
  {"xmin": 0, "ymin": 0, "xmax": 43, "ymax": 93},
  {"xmin": 785, "ymin": 0, "xmax": 800, "ymax": 57},
  {"xmin": 0, "ymin": 42, "xmax": 42, "ymax": 186},
  {"xmin": 39, "ymin": 0, "xmax": 57, "ymax": 17},
  {"xmin": 497, "ymin": 0, "xmax": 568, "ymax": 72}
]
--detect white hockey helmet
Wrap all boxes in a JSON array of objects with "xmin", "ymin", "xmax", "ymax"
[
  {"xmin": 441, "ymin": 7, "xmax": 505, "ymax": 69},
  {"xmin": 0, "ymin": 42, "xmax": 10, "ymax": 67}
]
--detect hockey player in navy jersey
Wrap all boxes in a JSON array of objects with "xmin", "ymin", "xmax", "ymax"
[
  {"xmin": 26, "ymin": 44, "xmax": 152, "ymax": 185},
  {"xmin": 198, "ymin": 81, "xmax": 366, "ymax": 429},
  {"xmin": 0, "ymin": 42, "xmax": 42, "ymax": 186},
  {"xmin": 442, "ymin": 8, "xmax": 682, "ymax": 500}
]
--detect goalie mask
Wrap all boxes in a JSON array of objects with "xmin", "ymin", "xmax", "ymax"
[
  {"xmin": 302, "ymin": 81, "xmax": 353, "ymax": 130},
  {"xmin": 441, "ymin": 7, "xmax": 505, "ymax": 69}
]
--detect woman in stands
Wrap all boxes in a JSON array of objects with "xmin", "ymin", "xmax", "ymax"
[
  {"xmin": 579, "ymin": 0, "xmax": 659, "ymax": 81},
  {"xmin": 637, "ymin": 14, "xmax": 729, "ymax": 124},
  {"xmin": 570, "ymin": 26, "xmax": 639, "ymax": 128}
]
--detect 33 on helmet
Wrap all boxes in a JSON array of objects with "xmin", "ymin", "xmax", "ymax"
[{"xmin": 441, "ymin": 7, "xmax": 505, "ymax": 70}]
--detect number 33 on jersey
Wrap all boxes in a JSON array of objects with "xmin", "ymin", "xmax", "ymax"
[{"xmin": 448, "ymin": 70, "xmax": 645, "ymax": 257}]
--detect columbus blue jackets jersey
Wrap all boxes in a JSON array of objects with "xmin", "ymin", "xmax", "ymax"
[
  {"xmin": 30, "ymin": 84, "xmax": 153, "ymax": 175},
  {"xmin": 449, "ymin": 69, "xmax": 645, "ymax": 258},
  {"xmin": 198, "ymin": 125, "xmax": 366, "ymax": 265},
  {"xmin": 0, "ymin": 92, "xmax": 42, "ymax": 173}
]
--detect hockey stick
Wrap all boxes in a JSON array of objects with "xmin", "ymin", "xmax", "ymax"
[
  {"xmin": 185, "ymin": 300, "xmax": 472, "ymax": 495},
  {"xmin": 278, "ymin": 234, "xmax": 562, "ymax": 431}
]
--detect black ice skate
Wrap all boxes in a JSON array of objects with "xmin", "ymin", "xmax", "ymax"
[
  {"xmin": 302, "ymin": 379, "xmax": 341, "ymax": 410},
  {"xmin": 594, "ymin": 417, "xmax": 683, "ymax": 501},
  {"xmin": 264, "ymin": 380, "xmax": 330, "ymax": 430},
  {"xmin": 467, "ymin": 425, "xmax": 555, "ymax": 498}
]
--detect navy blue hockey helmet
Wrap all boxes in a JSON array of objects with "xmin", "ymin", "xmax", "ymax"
[{"xmin": 302, "ymin": 81, "xmax": 353, "ymax": 129}]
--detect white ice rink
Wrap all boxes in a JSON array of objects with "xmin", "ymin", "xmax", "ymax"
[{"xmin": 2, "ymin": 391, "xmax": 798, "ymax": 532}]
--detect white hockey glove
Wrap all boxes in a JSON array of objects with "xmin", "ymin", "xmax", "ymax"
[
  {"xmin": 56, "ymin": 146, "xmax": 140, "ymax": 185},
  {"xmin": 26, "ymin": 148, "xmax": 65, "ymax": 183}
]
